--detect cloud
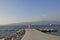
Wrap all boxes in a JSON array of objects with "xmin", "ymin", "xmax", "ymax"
[
  {"xmin": 25, "ymin": 14, "xmax": 48, "ymax": 22},
  {"xmin": 0, "ymin": 14, "xmax": 60, "ymax": 25},
  {"xmin": 25, "ymin": 14, "xmax": 60, "ymax": 22}
]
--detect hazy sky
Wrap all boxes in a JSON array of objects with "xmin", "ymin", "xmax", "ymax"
[{"xmin": 0, "ymin": 0, "xmax": 60, "ymax": 25}]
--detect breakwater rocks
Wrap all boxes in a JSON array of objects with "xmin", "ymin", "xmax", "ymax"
[
  {"xmin": 36, "ymin": 29, "xmax": 57, "ymax": 33},
  {"xmin": 0, "ymin": 29, "xmax": 25, "ymax": 40}
]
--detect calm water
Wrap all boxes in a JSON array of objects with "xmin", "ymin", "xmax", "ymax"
[{"xmin": 0, "ymin": 25, "xmax": 60, "ymax": 38}]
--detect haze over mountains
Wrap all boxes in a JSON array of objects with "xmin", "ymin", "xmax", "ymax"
[{"xmin": 5, "ymin": 21, "xmax": 60, "ymax": 26}]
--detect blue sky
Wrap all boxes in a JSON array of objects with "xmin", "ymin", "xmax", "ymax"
[{"xmin": 0, "ymin": 0, "xmax": 60, "ymax": 25}]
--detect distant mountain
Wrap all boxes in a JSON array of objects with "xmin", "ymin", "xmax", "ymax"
[{"xmin": 5, "ymin": 21, "xmax": 60, "ymax": 26}]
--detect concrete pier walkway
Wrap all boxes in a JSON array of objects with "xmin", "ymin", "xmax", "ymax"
[{"xmin": 21, "ymin": 29, "xmax": 60, "ymax": 40}]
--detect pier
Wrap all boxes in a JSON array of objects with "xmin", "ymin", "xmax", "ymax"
[{"xmin": 0, "ymin": 25, "xmax": 58, "ymax": 40}]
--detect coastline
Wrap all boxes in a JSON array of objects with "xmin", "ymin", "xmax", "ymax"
[
  {"xmin": 0, "ymin": 29, "xmax": 25, "ymax": 40},
  {"xmin": 0, "ymin": 29, "xmax": 60, "ymax": 40}
]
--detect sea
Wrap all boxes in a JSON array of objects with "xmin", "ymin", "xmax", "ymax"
[{"xmin": 0, "ymin": 25, "xmax": 60, "ymax": 38}]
